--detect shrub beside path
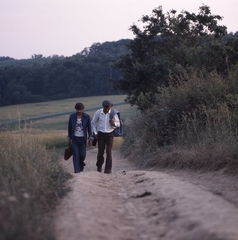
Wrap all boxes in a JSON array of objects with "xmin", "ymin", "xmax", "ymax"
[{"xmin": 53, "ymin": 148, "xmax": 238, "ymax": 240}]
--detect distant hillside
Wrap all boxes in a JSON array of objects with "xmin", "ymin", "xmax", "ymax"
[
  {"xmin": 0, "ymin": 39, "xmax": 130, "ymax": 107},
  {"xmin": 0, "ymin": 55, "xmax": 63, "ymax": 68}
]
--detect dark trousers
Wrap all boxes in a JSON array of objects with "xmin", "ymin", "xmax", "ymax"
[
  {"xmin": 97, "ymin": 131, "xmax": 114, "ymax": 173},
  {"xmin": 72, "ymin": 136, "xmax": 86, "ymax": 173}
]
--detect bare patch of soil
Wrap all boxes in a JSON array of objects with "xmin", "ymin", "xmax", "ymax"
[{"xmin": 53, "ymin": 148, "xmax": 238, "ymax": 240}]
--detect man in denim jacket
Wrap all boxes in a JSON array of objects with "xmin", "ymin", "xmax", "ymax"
[{"xmin": 67, "ymin": 102, "xmax": 93, "ymax": 173}]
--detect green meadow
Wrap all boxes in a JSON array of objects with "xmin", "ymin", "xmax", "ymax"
[
  {"xmin": 0, "ymin": 95, "xmax": 138, "ymax": 131},
  {"xmin": 0, "ymin": 95, "xmax": 127, "ymax": 121},
  {"xmin": 0, "ymin": 95, "xmax": 138, "ymax": 150}
]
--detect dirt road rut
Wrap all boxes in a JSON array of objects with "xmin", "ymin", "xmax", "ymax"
[{"xmin": 53, "ymin": 148, "xmax": 238, "ymax": 240}]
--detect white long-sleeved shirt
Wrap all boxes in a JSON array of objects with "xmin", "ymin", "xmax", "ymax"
[{"xmin": 91, "ymin": 108, "xmax": 120, "ymax": 135}]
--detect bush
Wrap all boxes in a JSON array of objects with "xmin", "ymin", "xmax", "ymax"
[{"xmin": 121, "ymin": 67, "xmax": 238, "ymax": 172}]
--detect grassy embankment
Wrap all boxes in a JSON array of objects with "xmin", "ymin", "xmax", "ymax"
[
  {"xmin": 121, "ymin": 70, "xmax": 238, "ymax": 174},
  {"xmin": 0, "ymin": 95, "xmax": 137, "ymax": 240}
]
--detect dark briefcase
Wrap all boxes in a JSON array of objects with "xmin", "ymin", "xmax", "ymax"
[{"xmin": 64, "ymin": 145, "xmax": 72, "ymax": 160}]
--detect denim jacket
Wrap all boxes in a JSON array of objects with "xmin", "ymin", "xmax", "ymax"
[{"xmin": 67, "ymin": 112, "xmax": 93, "ymax": 141}]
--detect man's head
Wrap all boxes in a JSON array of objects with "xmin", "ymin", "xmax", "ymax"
[
  {"xmin": 102, "ymin": 100, "xmax": 112, "ymax": 108},
  {"xmin": 75, "ymin": 102, "xmax": 85, "ymax": 114},
  {"xmin": 102, "ymin": 100, "xmax": 112, "ymax": 113}
]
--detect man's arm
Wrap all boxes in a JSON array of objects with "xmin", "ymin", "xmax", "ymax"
[
  {"xmin": 91, "ymin": 110, "xmax": 99, "ymax": 134},
  {"xmin": 109, "ymin": 113, "xmax": 120, "ymax": 128},
  {"xmin": 67, "ymin": 115, "xmax": 72, "ymax": 141},
  {"xmin": 86, "ymin": 115, "xmax": 94, "ymax": 141},
  {"xmin": 114, "ymin": 114, "xmax": 120, "ymax": 127}
]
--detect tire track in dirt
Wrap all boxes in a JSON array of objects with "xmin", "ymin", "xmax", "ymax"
[{"xmin": 54, "ymin": 148, "xmax": 238, "ymax": 240}]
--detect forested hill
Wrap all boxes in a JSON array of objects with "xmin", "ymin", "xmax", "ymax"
[
  {"xmin": 0, "ymin": 39, "xmax": 130, "ymax": 107},
  {"xmin": 1, "ymin": 31, "xmax": 238, "ymax": 107}
]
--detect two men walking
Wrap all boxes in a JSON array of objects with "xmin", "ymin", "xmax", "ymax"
[{"xmin": 67, "ymin": 100, "xmax": 120, "ymax": 174}]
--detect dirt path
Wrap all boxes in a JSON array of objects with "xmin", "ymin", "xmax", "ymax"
[{"xmin": 53, "ymin": 148, "xmax": 238, "ymax": 240}]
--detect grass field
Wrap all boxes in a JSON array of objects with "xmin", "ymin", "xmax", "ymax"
[
  {"xmin": 0, "ymin": 95, "xmax": 138, "ymax": 133},
  {"xmin": 0, "ymin": 95, "xmax": 129, "ymax": 122},
  {"xmin": 30, "ymin": 102, "xmax": 138, "ymax": 132},
  {"xmin": 0, "ymin": 95, "xmax": 138, "ymax": 152}
]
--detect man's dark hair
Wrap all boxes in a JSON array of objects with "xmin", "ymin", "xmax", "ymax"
[{"xmin": 75, "ymin": 102, "xmax": 85, "ymax": 110}]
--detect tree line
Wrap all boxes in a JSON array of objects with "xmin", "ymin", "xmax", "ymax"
[
  {"xmin": 0, "ymin": 4, "xmax": 238, "ymax": 109},
  {"xmin": 0, "ymin": 39, "xmax": 129, "ymax": 106}
]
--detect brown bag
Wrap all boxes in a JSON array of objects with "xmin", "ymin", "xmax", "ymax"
[{"xmin": 64, "ymin": 145, "xmax": 72, "ymax": 160}]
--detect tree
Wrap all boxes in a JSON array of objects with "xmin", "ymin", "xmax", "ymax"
[
  {"xmin": 111, "ymin": 5, "xmax": 227, "ymax": 108},
  {"xmin": 31, "ymin": 54, "xmax": 43, "ymax": 59},
  {"xmin": 225, "ymin": 38, "xmax": 238, "ymax": 67}
]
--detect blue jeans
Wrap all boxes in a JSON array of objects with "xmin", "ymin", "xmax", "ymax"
[{"xmin": 72, "ymin": 136, "xmax": 86, "ymax": 173}]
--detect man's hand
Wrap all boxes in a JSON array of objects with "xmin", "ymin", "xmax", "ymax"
[
  {"xmin": 88, "ymin": 140, "xmax": 92, "ymax": 146},
  {"xmin": 109, "ymin": 119, "xmax": 115, "ymax": 127}
]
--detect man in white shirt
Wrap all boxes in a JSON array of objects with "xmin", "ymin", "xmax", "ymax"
[{"xmin": 91, "ymin": 100, "xmax": 120, "ymax": 174}]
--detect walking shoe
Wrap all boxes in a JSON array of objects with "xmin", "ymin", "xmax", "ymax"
[
  {"xmin": 80, "ymin": 161, "xmax": 86, "ymax": 172},
  {"xmin": 97, "ymin": 167, "xmax": 102, "ymax": 172}
]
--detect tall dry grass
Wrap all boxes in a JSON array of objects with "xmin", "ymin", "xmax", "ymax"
[
  {"xmin": 121, "ymin": 67, "xmax": 238, "ymax": 173},
  {"xmin": 0, "ymin": 126, "xmax": 71, "ymax": 240},
  {"xmin": 122, "ymin": 105, "xmax": 238, "ymax": 172}
]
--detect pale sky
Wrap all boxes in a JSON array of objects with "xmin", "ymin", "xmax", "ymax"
[{"xmin": 1, "ymin": 0, "xmax": 237, "ymax": 59}]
